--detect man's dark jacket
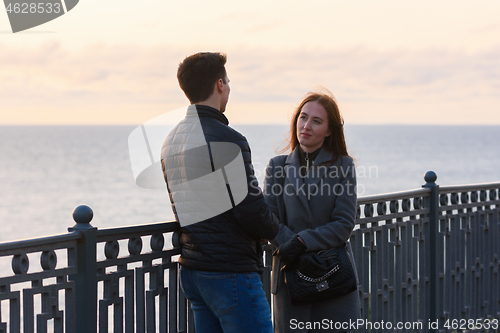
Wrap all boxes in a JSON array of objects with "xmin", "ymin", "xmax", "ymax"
[{"xmin": 161, "ymin": 105, "xmax": 279, "ymax": 273}]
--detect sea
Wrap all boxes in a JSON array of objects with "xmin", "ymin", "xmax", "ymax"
[{"xmin": 0, "ymin": 125, "xmax": 499, "ymax": 244}]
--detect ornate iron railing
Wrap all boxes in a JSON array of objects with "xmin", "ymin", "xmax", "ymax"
[
  {"xmin": 352, "ymin": 186, "xmax": 431, "ymax": 331},
  {"xmin": 351, "ymin": 172, "xmax": 500, "ymax": 332},
  {"xmin": 0, "ymin": 233, "xmax": 80, "ymax": 332},
  {"xmin": 0, "ymin": 172, "xmax": 498, "ymax": 332},
  {"xmin": 0, "ymin": 207, "xmax": 190, "ymax": 333}
]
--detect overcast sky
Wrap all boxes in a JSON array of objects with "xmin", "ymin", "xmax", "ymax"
[{"xmin": 1, "ymin": 0, "xmax": 500, "ymax": 125}]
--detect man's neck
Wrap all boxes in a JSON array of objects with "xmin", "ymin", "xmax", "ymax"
[{"xmin": 195, "ymin": 96, "xmax": 221, "ymax": 112}]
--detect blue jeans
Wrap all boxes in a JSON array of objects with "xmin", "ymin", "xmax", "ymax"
[{"xmin": 179, "ymin": 266, "xmax": 273, "ymax": 333}]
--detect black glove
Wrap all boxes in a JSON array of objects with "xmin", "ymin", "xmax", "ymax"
[
  {"xmin": 273, "ymin": 236, "xmax": 306, "ymax": 267},
  {"xmin": 296, "ymin": 252, "xmax": 326, "ymax": 278}
]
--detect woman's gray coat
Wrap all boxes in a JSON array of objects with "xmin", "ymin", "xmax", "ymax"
[{"xmin": 264, "ymin": 147, "xmax": 361, "ymax": 333}]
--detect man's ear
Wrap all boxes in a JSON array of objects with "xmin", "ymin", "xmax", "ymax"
[{"xmin": 216, "ymin": 78, "xmax": 224, "ymax": 93}]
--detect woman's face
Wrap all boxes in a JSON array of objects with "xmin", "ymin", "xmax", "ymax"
[{"xmin": 296, "ymin": 101, "xmax": 331, "ymax": 153}]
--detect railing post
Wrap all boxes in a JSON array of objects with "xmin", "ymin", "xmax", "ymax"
[
  {"xmin": 68, "ymin": 205, "xmax": 97, "ymax": 333},
  {"xmin": 423, "ymin": 171, "xmax": 439, "ymax": 331}
]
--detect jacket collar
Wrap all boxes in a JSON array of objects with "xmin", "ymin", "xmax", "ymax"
[
  {"xmin": 186, "ymin": 104, "xmax": 229, "ymax": 126},
  {"xmin": 305, "ymin": 147, "xmax": 337, "ymax": 186},
  {"xmin": 311, "ymin": 146, "xmax": 337, "ymax": 167},
  {"xmin": 285, "ymin": 146, "xmax": 334, "ymax": 168},
  {"xmin": 283, "ymin": 146, "xmax": 336, "ymax": 217}
]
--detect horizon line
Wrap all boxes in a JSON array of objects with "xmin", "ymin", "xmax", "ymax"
[{"xmin": 1, "ymin": 123, "xmax": 500, "ymax": 126}]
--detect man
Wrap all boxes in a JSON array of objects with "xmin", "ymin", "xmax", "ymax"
[{"xmin": 161, "ymin": 52, "xmax": 278, "ymax": 333}]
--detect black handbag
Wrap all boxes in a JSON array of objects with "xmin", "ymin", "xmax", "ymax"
[{"xmin": 283, "ymin": 244, "xmax": 357, "ymax": 305}]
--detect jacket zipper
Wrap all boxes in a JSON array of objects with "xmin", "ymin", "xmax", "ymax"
[{"xmin": 305, "ymin": 152, "xmax": 309, "ymax": 172}]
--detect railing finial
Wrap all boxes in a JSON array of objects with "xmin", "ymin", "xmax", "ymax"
[
  {"xmin": 424, "ymin": 171, "xmax": 437, "ymax": 185},
  {"xmin": 71, "ymin": 205, "xmax": 94, "ymax": 230}
]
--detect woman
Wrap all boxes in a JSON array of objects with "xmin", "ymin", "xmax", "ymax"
[{"xmin": 264, "ymin": 91, "xmax": 360, "ymax": 332}]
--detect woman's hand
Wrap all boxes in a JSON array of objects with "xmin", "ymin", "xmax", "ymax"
[
  {"xmin": 296, "ymin": 252, "xmax": 326, "ymax": 278},
  {"xmin": 272, "ymin": 236, "xmax": 306, "ymax": 267}
]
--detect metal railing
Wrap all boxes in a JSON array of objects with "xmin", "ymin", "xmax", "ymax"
[
  {"xmin": 0, "ymin": 206, "xmax": 188, "ymax": 333},
  {"xmin": 352, "ymin": 171, "xmax": 500, "ymax": 332},
  {"xmin": 0, "ymin": 171, "xmax": 498, "ymax": 332}
]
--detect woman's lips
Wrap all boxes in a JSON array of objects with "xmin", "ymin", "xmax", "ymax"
[{"xmin": 300, "ymin": 132, "xmax": 311, "ymax": 137}]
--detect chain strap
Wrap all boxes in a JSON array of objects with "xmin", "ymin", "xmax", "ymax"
[{"xmin": 295, "ymin": 264, "xmax": 340, "ymax": 283}]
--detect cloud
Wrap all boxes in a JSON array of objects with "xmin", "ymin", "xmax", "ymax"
[
  {"xmin": 0, "ymin": 42, "xmax": 188, "ymax": 107},
  {"xmin": 1, "ymin": 42, "xmax": 500, "ymax": 124}
]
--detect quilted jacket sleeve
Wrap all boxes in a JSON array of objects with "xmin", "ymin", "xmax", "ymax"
[
  {"xmin": 263, "ymin": 156, "xmax": 298, "ymax": 248},
  {"xmin": 229, "ymin": 136, "xmax": 279, "ymax": 241}
]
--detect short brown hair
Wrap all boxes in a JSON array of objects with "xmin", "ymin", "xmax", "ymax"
[
  {"xmin": 281, "ymin": 91, "xmax": 350, "ymax": 158},
  {"xmin": 177, "ymin": 52, "xmax": 227, "ymax": 104}
]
